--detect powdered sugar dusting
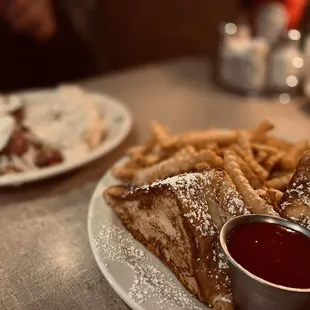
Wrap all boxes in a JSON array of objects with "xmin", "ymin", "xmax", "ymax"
[
  {"xmin": 220, "ymin": 185, "xmax": 248, "ymax": 217},
  {"xmin": 141, "ymin": 169, "xmax": 248, "ymax": 237},
  {"xmin": 150, "ymin": 173, "xmax": 200, "ymax": 189},
  {"xmin": 218, "ymin": 252, "xmax": 229, "ymax": 270},
  {"xmin": 213, "ymin": 295, "xmax": 232, "ymax": 304},
  {"xmin": 284, "ymin": 182, "xmax": 310, "ymax": 207},
  {"xmin": 143, "ymin": 172, "xmax": 216, "ymax": 237},
  {"xmin": 179, "ymin": 175, "xmax": 216, "ymax": 237},
  {"xmin": 94, "ymin": 225, "xmax": 203, "ymax": 310}
]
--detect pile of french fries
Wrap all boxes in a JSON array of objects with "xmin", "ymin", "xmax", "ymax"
[{"xmin": 112, "ymin": 120, "xmax": 309, "ymax": 215}]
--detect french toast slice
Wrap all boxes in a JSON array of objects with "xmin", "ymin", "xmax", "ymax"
[
  {"xmin": 104, "ymin": 169, "xmax": 249, "ymax": 309},
  {"xmin": 278, "ymin": 151, "xmax": 310, "ymax": 230}
]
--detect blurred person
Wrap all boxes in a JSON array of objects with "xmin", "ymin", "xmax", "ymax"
[
  {"xmin": 0, "ymin": 0, "xmax": 100, "ymax": 92},
  {"xmin": 0, "ymin": 0, "xmax": 57, "ymax": 41}
]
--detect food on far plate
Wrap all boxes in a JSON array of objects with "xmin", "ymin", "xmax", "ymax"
[
  {"xmin": 0, "ymin": 114, "xmax": 64, "ymax": 175},
  {"xmin": 34, "ymin": 148, "xmax": 63, "ymax": 168},
  {"xmin": 0, "ymin": 86, "xmax": 107, "ymax": 177},
  {"xmin": 104, "ymin": 120, "xmax": 310, "ymax": 309},
  {"xmin": 24, "ymin": 86, "xmax": 106, "ymax": 150}
]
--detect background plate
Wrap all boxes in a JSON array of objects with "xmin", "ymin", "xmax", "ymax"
[
  {"xmin": 87, "ymin": 159, "xmax": 209, "ymax": 310},
  {"xmin": 0, "ymin": 90, "xmax": 132, "ymax": 186}
]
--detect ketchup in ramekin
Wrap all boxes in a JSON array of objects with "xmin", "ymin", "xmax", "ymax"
[{"xmin": 226, "ymin": 222, "xmax": 310, "ymax": 289}]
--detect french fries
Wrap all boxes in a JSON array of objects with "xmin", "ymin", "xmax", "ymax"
[
  {"xmin": 223, "ymin": 150, "xmax": 277, "ymax": 216},
  {"xmin": 251, "ymin": 119, "xmax": 274, "ymax": 141},
  {"xmin": 281, "ymin": 140, "xmax": 309, "ymax": 169},
  {"xmin": 112, "ymin": 120, "xmax": 310, "ymax": 213}
]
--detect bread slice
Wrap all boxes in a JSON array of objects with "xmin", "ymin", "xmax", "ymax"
[
  {"xmin": 104, "ymin": 169, "xmax": 249, "ymax": 309},
  {"xmin": 278, "ymin": 151, "xmax": 310, "ymax": 230}
]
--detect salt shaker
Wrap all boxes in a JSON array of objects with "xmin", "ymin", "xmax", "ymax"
[
  {"xmin": 218, "ymin": 22, "xmax": 269, "ymax": 95},
  {"xmin": 218, "ymin": 23, "xmax": 252, "ymax": 92},
  {"xmin": 241, "ymin": 38, "xmax": 269, "ymax": 93}
]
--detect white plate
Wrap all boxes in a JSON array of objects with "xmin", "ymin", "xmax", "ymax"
[
  {"xmin": 0, "ymin": 91, "xmax": 132, "ymax": 186},
  {"xmin": 88, "ymin": 159, "xmax": 209, "ymax": 310}
]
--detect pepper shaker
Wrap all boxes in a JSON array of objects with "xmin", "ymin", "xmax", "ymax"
[{"xmin": 268, "ymin": 31, "xmax": 303, "ymax": 93}]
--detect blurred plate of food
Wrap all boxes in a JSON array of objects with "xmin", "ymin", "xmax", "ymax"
[
  {"xmin": 0, "ymin": 85, "xmax": 132, "ymax": 186},
  {"xmin": 88, "ymin": 120, "xmax": 310, "ymax": 310}
]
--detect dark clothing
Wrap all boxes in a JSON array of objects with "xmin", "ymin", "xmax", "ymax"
[{"xmin": 0, "ymin": 3, "xmax": 95, "ymax": 92}]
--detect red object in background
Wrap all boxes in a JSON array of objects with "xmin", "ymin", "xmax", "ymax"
[{"xmin": 253, "ymin": 0, "xmax": 306, "ymax": 29}]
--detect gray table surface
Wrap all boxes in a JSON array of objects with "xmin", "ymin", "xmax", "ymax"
[{"xmin": 2, "ymin": 58, "xmax": 310, "ymax": 310}]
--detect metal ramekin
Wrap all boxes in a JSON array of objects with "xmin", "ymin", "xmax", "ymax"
[{"xmin": 220, "ymin": 214, "xmax": 310, "ymax": 310}]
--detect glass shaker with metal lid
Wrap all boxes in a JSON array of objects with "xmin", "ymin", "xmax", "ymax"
[{"xmin": 268, "ymin": 30, "xmax": 303, "ymax": 94}]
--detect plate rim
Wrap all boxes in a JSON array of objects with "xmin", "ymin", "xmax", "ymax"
[
  {"xmin": 87, "ymin": 168, "xmax": 146, "ymax": 310},
  {"xmin": 0, "ymin": 91, "xmax": 133, "ymax": 186}
]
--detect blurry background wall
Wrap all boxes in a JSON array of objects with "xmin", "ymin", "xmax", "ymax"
[
  {"xmin": 0, "ymin": 0, "xmax": 239, "ymax": 91},
  {"xmin": 98, "ymin": 0, "xmax": 238, "ymax": 70}
]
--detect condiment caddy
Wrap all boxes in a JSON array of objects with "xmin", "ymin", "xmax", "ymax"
[{"xmin": 216, "ymin": 0, "xmax": 308, "ymax": 98}]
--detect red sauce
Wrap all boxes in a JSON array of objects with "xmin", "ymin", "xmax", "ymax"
[{"xmin": 227, "ymin": 222, "xmax": 310, "ymax": 289}]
